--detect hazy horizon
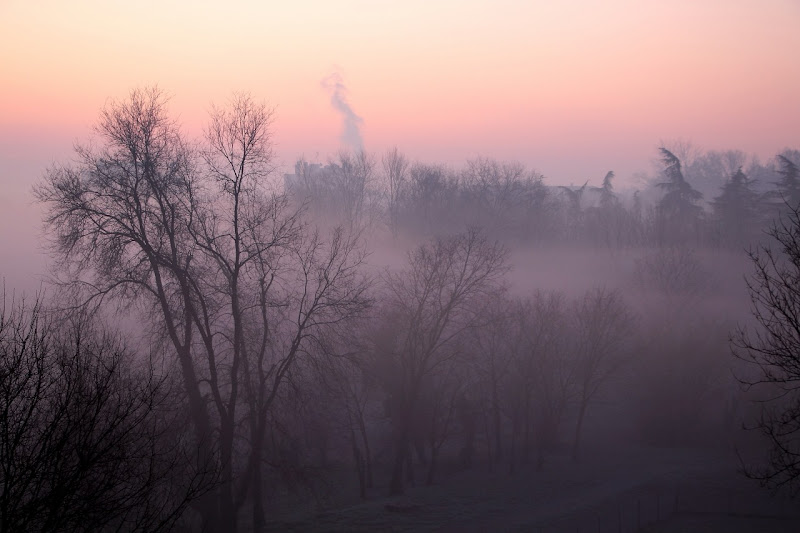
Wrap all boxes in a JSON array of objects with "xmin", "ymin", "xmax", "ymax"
[{"xmin": 3, "ymin": 1, "xmax": 799, "ymax": 294}]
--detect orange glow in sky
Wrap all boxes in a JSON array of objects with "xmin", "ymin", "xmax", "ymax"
[
  {"xmin": 3, "ymin": 0, "xmax": 799, "ymax": 181},
  {"xmin": 1, "ymin": 0, "xmax": 799, "ymax": 291}
]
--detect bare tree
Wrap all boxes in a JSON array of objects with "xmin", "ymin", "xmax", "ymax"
[
  {"xmin": 402, "ymin": 163, "xmax": 459, "ymax": 235},
  {"xmin": 509, "ymin": 292, "xmax": 574, "ymax": 471},
  {"xmin": 35, "ymin": 88, "xmax": 371, "ymax": 531},
  {"xmin": 0, "ymin": 294, "xmax": 212, "ymax": 532},
  {"xmin": 464, "ymin": 291, "xmax": 514, "ymax": 466},
  {"xmin": 420, "ymin": 365, "xmax": 466, "ymax": 485},
  {"xmin": 293, "ymin": 320, "xmax": 379, "ymax": 500},
  {"xmin": 34, "ymin": 88, "xmax": 221, "ymax": 523},
  {"xmin": 288, "ymin": 151, "xmax": 378, "ymax": 232},
  {"xmin": 636, "ymin": 317, "xmax": 730, "ymax": 446},
  {"xmin": 570, "ymin": 288, "xmax": 635, "ymax": 460},
  {"xmin": 382, "ymin": 147, "xmax": 409, "ymax": 238},
  {"xmin": 381, "ymin": 229, "xmax": 508, "ymax": 494},
  {"xmin": 733, "ymin": 205, "xmax": 800, "ymax": 496},
  {"xmin": 289, "ymin": 158, "xmax": 328, "ymax": 212},
  {"xmin": 330, "ymin": 150, "xmax": 376, "ymax": 230},
  {"xmin": 461, "ymin": 157, "xmax": 548, "ymax": 240},
  {"xmin": 634, "ymin": 246, "xmax": 712, "ymax": 317}
]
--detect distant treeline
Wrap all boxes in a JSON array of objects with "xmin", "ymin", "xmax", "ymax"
[{"xmin": 287, "ymin": 146, "xmax": 800, "ymax": 248}]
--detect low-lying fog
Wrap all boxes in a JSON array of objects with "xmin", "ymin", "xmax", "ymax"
[{"xmin": 3, "ymin": 90, "xmax": 799, "ymax": 533}]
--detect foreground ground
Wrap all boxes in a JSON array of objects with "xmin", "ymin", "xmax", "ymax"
[{"xmin": 262, "ymin": 442, "xmax": 799, "ymax": 532}]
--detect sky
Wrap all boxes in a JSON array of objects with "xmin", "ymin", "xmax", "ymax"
[{"xmin": 1, "ymin": 0, "xmax": 799, "ymax": 293}]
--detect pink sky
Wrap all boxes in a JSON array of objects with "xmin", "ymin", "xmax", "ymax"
[{"xmin": 1, "ymin": 0, "xmax": 799, "ymax": 291}]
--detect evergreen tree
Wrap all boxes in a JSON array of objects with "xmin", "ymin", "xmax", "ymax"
[
  {"xmin": 655, "ymin": 147, "xmax": 703, "ymax": 243},
  {"xmin": 599, "ymin": 171, "xmax": 616, "ymax": 209},
  {"xmin": 776, "ymin": 153, "xmax": 800, "ymax": 209},
  {"xmin": 712, "ymin": 167, "xmax": 760, "ymax": 246}
]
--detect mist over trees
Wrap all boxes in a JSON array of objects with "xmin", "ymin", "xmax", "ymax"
[
  {"xmin": 11, "ymin": 86, "xmax": 800, "ymax": 530},
  {"xmin": 287, "ymin": 141, "xmax": 799, "ymax": 252},
  {"xmin": 35, "ymin": 88, "xmax": 370, "ymax": 531}
]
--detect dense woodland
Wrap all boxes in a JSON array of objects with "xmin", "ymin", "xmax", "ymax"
[{"xmin": 3, "ymin": 88, "xmax": 800, "ymax": 531}]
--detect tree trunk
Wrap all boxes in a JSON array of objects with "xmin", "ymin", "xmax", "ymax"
[
  {"xmin": 493, "ymin": 387, "xmax": 503, "ymax": 461},
  {"xmin": 414, "ymin": 438, "xmax": 428, "ymax": 466},
  {"xmin": 483, "ymin": 412, "xmax": 494, "ymax": 472},
  {"xmin": 357, "ymin": 416, "xmax": 374, "ymax": 488},
  {"xmin": 389, "ymin": 430, "xmax": 408, "ymax": 496},
  {"xmin": 508, "ymin": 413, "xmax": 518, "ymax": 475},
  {"xmin": 522, "ymin": 393, "xmax": 531, "ymax": 464},
  {"xmin": 572, "ymin": 400, "xmax": 588, "ymax": 462},
  {"xmin": 405, "ymin": 440, "xmax": 415, "ymax": 485},
  {"xmin": 177, "ymin": 346, "xmax": 220, "ymax": 531},
  {"xmin": 536, "ymin": 437, "xmax": 545, "ymax": 471},
  {"xmin": 460, "ymin": 409, "xmax": 476, "ymax": 470},
  {"xmin": 251, "ymin": 425, "xmax": 266, "ymax": 533},
  {"xmin": 425, "ymin": 445, "xmax": 439, "ymax": 486},
  {"xmin": 219, "ymin": 423, "xmax": 237, "ymax": 532},
  {"xmin": 352, "ymin": 432, "xmax": 366, "ymax": 499},
  {"xmin": 535, "ymin": 412, "xmax": 548, "ymax": 472}
]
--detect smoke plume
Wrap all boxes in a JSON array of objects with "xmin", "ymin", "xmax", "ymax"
[{"xmin": 321, "ymin": 71, "xmax": 364, "ymax": 152}]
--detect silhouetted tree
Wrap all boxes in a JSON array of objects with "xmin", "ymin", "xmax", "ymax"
[
  {"xmin": 655, "ymin": 147, "xmax": 703, "ymax": 243},
  {"xmin": 633, "ymin": 246, "xmax": 713, "ymax": 320},
  {"xmin": 35, "ymin": 88, "xmax": 223, "ymax": 525},
  {"xmin": 597, "ymin": 171, "xmax": 616, "ymax": 209},
  {"xmin": 586, "ymin": 171, "xmax": 638, "ymax": 247},
  {"xmin": 712, "ymin": 167, "xmax": 761, "ymax": 247},
  {"xmin": 558, "ymin": 181, "xmax": 589, "ymax": 212},
  {"xmin": 508, "ymin": 292, "xmax": 574, "ymax": 471},
  {"xmin": 330, "ymin": 149, "xmax": 377, "ymax": 229},
  {"xmin": 289, "ymin": 158, "xmax": 331, "ymax": 212},
  {"xmin": 0, "ymin": 295, "xmax": 212, "ymax": 532},
  {"xmin": 382, "ymin": 147, "xmax": 409, "ymax": 238},
  {"xmin": 401, "ymin": 163, "xmax": 459, "ymax": 235},
  {"xmin": 734, "ymin": 205, "xmax": 800, "ymax": 496},
  {"xmin": 461, "ymin": 158, "xmax": 548, "ymax": 239},
  {"xmin": 465, "ymin": 292, "xmax": 514, "ymax": 466},
  {"xmin": 570, "ymin": 288, "xmax": 634, "ymax": 460},
  {"xmin": 36, "ymin": 88, "xmax": 371, "ymax": 531},
  {"xmin": 776, "ymin": 152, "xmax": 800, "ymax": 210},
  {"xmin": 421, "ymin": 365, "xmax": 466, "ymax": 485},
  {"xmin": 382, "ymin": 229, "xmax": 508, "ymax": 494},
  {"xmin": 687, "ymin": 149, "xmax": 748, "ymax": 202},
  {"xmin": 637, "ymin": 318, "xmax": 730, "ymax": 445},
  {"xmin": 309, "ymin": 327, "xmax": 378, "ymax": 499},
  {"xmin": 557, "ymin": 181, "xmax": 589, "ymax": 241}
]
